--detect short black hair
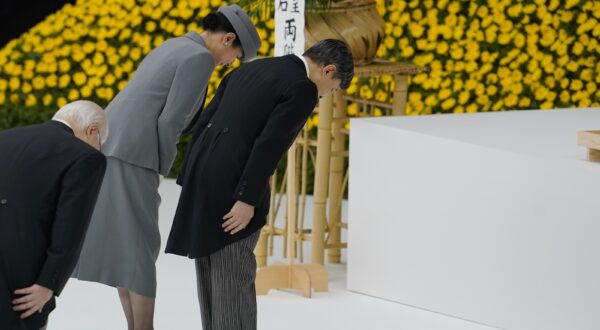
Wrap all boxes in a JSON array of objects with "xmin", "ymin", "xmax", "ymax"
[
  {"xmin": 303, "ymin": 39, "xmax": 354, "ymax": 90},
  {"xmin": 202, "ymin": 12, "xmax": 242, "ymax": 48}
]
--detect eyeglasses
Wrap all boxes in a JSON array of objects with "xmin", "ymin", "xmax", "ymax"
[{"xmin": 97, "ymin": 131, "xmax": 102, "ymax": 152}]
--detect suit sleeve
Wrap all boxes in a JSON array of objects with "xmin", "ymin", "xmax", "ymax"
[
  {"xmin": 177, "ymin": 70, "xmax": 233, "ymax": 186},
  {"xmin": 232, "ymin": 80, "xmax": 318, "ymax": 206},
  {"xmin": 157, "ymin": 52, "xmax": 215, "ymax": 176},
  {"xmin": 36, "ymin": 152, "xmax": 107, "ymax": 296}
]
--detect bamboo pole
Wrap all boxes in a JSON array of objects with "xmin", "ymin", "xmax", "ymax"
[
  {"xmin": 255, "ymin": 230, "xmax": 268, "ymax": 268},
  {"xmin": 393, "ymin": 74, "xmax": 408, "ymax": 116},
  {"xmin": 255, "ymin": 174, "xmax": 277, "ymax": 267},
  {"xmin": 269, "ymin": 170, "xmax": 287, "ymax": 258},
  {"xmin": 311, "ymin": 94, "xmax": 334, "ymax": 265},
  {"xmin": 327, "ymin": 91, "xmax": 346, "ymax": 263},
  {"xmin": 294, "ymin": 140, "xmax": 302, "ymax": 259},
  {"xmin": 298, "ymin": 126, "xmax": 310, "ymax": 262},
  {"xmin": 287, "ymin": 140, "xmax": 298, "ymax": 268}
]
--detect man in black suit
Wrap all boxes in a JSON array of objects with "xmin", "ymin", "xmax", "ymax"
[
  {"xmin": 0, "ymin": 100, "xmax": 108, "ymax": 330},
  {"xmin": 166, "ymin": 39, "xmax": 354, "ymax": 330}
]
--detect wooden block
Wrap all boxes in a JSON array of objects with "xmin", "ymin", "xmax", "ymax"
[
  {"xmin": 578, "ymin": 130, "xmax": 600, "ymax": 148},
  {"xmin": 578, "ymin": 130, "xmax": 600, "ymax": 162},
  {"xmin": 304, "ymin": 264, "xmax": 329, "ymax": 292},
  {"xmin": 255, "ymin": 264, "xmax": 291, "ymax": 296},
  {"xmin": 291, "ymin": 266, "xmax": 312, "ymax": 298},
  {"xmin": 255, "ymin": 264, "xmax": 329, "ymax": 298},
  {"xmin": 588, "ymin": 149, "xmax": 600, "ymax": 162}
]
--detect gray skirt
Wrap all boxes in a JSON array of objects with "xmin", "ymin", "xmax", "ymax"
[{"xmin": 72, "ymin": 156, "xmax": 161, "ymax": 297}]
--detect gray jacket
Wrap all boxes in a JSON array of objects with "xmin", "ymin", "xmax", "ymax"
[{"xmin": 102, "ymin": 31, "xmax": 215, "ymax": 175}]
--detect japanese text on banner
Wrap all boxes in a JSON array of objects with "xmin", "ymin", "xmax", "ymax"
[{"xmin": 274, "ymin": 0, "xmax": 305, "ymax": 57}]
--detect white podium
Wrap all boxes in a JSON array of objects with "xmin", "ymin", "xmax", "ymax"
[{"xmin": 348, "ymin": 108, "xmax": 600, "ymax": 330}]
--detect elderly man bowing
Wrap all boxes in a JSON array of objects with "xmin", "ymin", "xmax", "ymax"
[{"xmin": 0, "ymin": 100, "xmax": 107, "ymax": 330}]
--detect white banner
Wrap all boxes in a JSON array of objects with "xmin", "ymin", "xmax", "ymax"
[{"xmin": 274, "ymin": 0, "xmax": 305, "ymax": 57}]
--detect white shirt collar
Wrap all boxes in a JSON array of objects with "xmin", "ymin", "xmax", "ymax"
[
  {"xmin": 296, "ymin": 54, "xmax": 310, "ymax": 77},
  {"xmin": 53, "ymin": 119, "xmax": 72, "ymax": 129}
]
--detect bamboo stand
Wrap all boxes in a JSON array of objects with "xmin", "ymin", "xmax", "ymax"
[
  {"xmin": 309, "ymin": 61, "xmax": 427, "ymax": 264},
  {"xmin": 254, "ymin": 61, "xmax": 427, "ymax": 269},
  {"xmin": 255, "ymin": 134, "xmax": 328, "ymax": 298}
]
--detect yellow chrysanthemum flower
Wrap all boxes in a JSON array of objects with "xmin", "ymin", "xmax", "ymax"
[
  {"xmin": 441, "ymin": 98, "xmax": 456, "ymax": 110},
  {"xmin": 32, "ymin": 76, "xmax": 45, "ymax": 90},
  {"xmin": 8, "ymin": 77, "xmax": 20, "ymax": 91},
  {"xmin": 73, "ymin": 72, "xmax": 87, "ymax": 86},
  {"xmin": 466, "ymin": 104, "xmax": 478, "ymax": 113},
  {"xmin": 25, "ymin": 94, "xmax": 37, "ymax": 107},
  {"xmin": 22, "ymin": 82, "xmax": 32, "ymax": 94},
  {"xmin": 68, "ymin": 89, "xmax": 80, "ymax": 101}
]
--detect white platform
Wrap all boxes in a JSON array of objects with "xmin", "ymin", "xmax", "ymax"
[
  {"xmin": 348, "ymin": 108, "xmax": 600, "ymax": 330},
  {"xmin": 47, "ymin": 181, "xmax": 495, "ymax": 330}
]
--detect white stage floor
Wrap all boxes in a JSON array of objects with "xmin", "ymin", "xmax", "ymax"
[{"xmin": 47, "ymin": 179, "xmax": 499, "ymax": 330}]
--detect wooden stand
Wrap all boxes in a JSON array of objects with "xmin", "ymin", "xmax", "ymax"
[
  {"xmin": 255, "ymin": 135, "xmax": 328, "ymax": 298},
  {"xmin": 578, "ymin": 130, "xmax": 600, "ymax": 162}
]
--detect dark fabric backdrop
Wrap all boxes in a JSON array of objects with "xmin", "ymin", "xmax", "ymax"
[{"xmin": 0, "ymin": 0, "xmax": 75, "ymax": 47}]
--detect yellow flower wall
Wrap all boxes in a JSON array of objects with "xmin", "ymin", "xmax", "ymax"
[
  {"xmin": 375, "ymin": 0, "xmax": 600, "ymax": 115},
  {"xmin": 0, "ymin": 0, "xmax": 598, "ymax": 165}
]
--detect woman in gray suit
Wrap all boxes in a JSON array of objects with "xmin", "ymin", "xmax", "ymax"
[{"xmin": 72, "ymin": 5, "xmax": 260, "ymax": 329}]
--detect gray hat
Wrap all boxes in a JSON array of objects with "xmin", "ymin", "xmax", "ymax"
[{"xmin": 218, "ymin": 4, "xmax": 261, "ymax": 62}]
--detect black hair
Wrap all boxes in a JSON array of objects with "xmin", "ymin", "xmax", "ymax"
[
  {"xmin": 202, "ymin": 12, "xmax": 242, "ymax": 48},
  {"xmin": 303, "ymin": 39, "xmax": 354, "ymax": 90}
]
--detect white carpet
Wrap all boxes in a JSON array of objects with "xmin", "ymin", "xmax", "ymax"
[{"xmin": 47, "ymin": 179, "xmax": 498, "ymax": 330}]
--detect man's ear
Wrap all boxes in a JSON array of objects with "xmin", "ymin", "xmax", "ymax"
[
  {"xmin": 86, "ymin": 123, "xmax": 100, "ymax": 137},
  {"xmin": 323, "ymin": 64, "xmax": 337, "ymax": 78}
]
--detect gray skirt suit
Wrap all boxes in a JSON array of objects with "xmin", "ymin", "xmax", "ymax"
[{"xmin": 72, "ymin": 31, "xmax": 216, "ymax": 297}]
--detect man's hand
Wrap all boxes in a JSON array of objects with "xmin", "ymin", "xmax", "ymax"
[
  {"xmin": 13, "ymin": 284, "xmax": 54, "ymax": 319},
  {"xmin": 223, "ymin": 201, "xmax": 255, "ymax": 235}
]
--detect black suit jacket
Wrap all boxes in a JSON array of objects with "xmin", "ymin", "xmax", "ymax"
[
  {"xmin": 166, "ymin": 55, "xmax": 318, "ymax": 258},
  {"xmin": 0, "ymin": 121, "xmax": 106, "ymax": 330}
]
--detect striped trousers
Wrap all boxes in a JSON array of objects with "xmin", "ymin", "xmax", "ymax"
[{"xmin": 195, "ymin": 230, "xmax": 261, "ymax": 330}]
